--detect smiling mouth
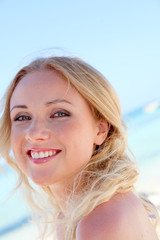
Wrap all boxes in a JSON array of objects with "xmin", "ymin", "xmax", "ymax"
[{"xmin": 27, "ymin": 149, "xmax": 61, "ymax": 164}]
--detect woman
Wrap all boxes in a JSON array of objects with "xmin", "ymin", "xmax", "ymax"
[{"xmin": 0, "ymin": 56, "xmax": 159, "ymax": 239}]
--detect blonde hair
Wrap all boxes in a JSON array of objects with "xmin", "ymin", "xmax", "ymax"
[{"xmin": 0, "ymin": 57, "xmax": 159, "ymax": 239}]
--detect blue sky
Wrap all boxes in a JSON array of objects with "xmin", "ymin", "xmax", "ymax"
[{"xmin": 0, "ymin": 0, "xmax": 160, "ymax": 114}]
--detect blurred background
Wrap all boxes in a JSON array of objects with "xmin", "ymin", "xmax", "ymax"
[{"xmin": 0, "ymin": 0, "xmax": 160, "ymax": 239}]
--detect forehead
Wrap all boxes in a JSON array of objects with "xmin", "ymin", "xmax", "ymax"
[
  {"xmin": 10, "ymin": 70, "xmax": 73, "ymax": 103},
  {"xmin": 10, "ymin": 70, "xmax": 90, "ymax": 112},
  {"xmin": 15, "ymin": 70, "xmax": 68, "ymax": 92}
]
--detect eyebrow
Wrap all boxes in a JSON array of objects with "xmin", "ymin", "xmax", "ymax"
[
  {"xmin": 10, "ymin": 105, "xmax": 27, "ymax": 112},
  {"xmin": 45, "ymin": 99, "xmax": 72, "ymax": 106},
  {"xmin": 10, "ymin": 99, "xmax": 72, "ymax": 112}
]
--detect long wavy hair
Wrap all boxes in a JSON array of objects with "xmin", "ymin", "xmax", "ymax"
[{"xmin": 0, "ymin": 57, "xmax": 159, "ymax": 239}]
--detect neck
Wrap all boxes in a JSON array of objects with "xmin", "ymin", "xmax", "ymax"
[{"xmin": 49, "ymin": 174, "xmax": 84, "ymax": 216}]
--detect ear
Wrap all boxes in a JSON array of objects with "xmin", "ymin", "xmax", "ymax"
[{"xmin": 94, "ymin": 119, "xmax": 110, "ymax": 145}]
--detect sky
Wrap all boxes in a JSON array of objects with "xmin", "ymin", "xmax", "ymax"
[{"xmin": 0, "ymin": 0, "xmax": 160, "ymax": 114}]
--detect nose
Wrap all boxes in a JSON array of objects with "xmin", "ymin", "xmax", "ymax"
[{"xmin": 25, "ymin": 118, "xmax": 51, "ymax": 142}]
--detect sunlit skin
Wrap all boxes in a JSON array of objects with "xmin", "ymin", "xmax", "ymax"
[
  {"xmin": 9, "ymin": 70, "xmax": 159, "ymax": 240},
  {"xmin": 10, "ymin": 70, "xmax": 108, "ymax": 198}
]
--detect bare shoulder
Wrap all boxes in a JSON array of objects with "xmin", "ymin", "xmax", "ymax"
[{"xmin": 76, "ymin": 191, "xmax": 158, "ymax": 240}]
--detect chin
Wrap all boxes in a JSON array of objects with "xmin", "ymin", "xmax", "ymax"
[
  {"xmin": 29, "ymin": 175, "xmax": 50, "ymax": 186},
  {"xmin": 30, "ymin": 175, "xmax": 60, "ymax": 187}
]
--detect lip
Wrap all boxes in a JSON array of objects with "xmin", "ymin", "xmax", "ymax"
[
  {"xmin": 27, "ymin": 148, "xmax": 61, "ymax": 165},
  {"xmin": 27, "ymin": 148, "xmax": 59, "ymax": 152}
]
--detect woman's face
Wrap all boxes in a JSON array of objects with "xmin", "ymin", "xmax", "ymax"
[{"xmin": 10, "ymin": 70, "xmax": 107, "ymax": 187}]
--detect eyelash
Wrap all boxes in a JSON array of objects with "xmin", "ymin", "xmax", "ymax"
[
  {"xmin": 13, "ymin": 110, "xmax": 70, "ymax": 122},
  {"xmin": 14, "ymin": 115, "xmax": 31, "ymax": 121},
  {"xmin": 51, "ymin": 110, "xmax": 71, "ymax": 118}
]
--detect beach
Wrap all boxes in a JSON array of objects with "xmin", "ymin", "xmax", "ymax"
[{"xmin": 0, "ymin": 224, "xmax": 38, "ymax": 240}]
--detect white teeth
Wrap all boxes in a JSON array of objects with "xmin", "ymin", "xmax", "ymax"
[
  {"xmin": 49, "ymin": 151, "xmax": 52, "ymax": 156},
  {"xmin": 44, "ymin": 151, "xmax": 49, "ymax": 157},
  {"xmin": 30, "ymin": 150, "xmax": 58, "ymax": 159},
  {"xmin": 39, "ymin": 152, "xmax": 45, "ymax": 158},
  {"xmin": 35, "ymin": 152, "xmax": 39, "ymax": 159}
]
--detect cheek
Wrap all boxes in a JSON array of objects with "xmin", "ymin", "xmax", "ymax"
[
  {"xmin": 11, "ymin": 127, "xmax": 23, "ymax": 157},
  {"xmin": 11, "ymin": 128, "xmax": 27, "ymax": 174},
  {"xmin": 11, "ymin": 129, "xmax": 17, "ymax": 152},
  {"xmin": 60, "ymin": 122, "xmax": 95, "ymax": 163},
  {"xmin": 11, "ymin": 125, "xmax": 25, "ymax": 141}
]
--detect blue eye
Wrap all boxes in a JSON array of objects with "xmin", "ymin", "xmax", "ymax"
[
  {"xmin": 51, "ymin": 111, "xmax": 70, "ymax": 118},
  {"xmin": 14, "ymin": 115, "xmax": 31, "ymax": 121}
]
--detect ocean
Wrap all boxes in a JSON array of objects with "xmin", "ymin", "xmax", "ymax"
[{"xmin": 0, "ymin": 104, "xmax": 160, "ymax": 238}]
